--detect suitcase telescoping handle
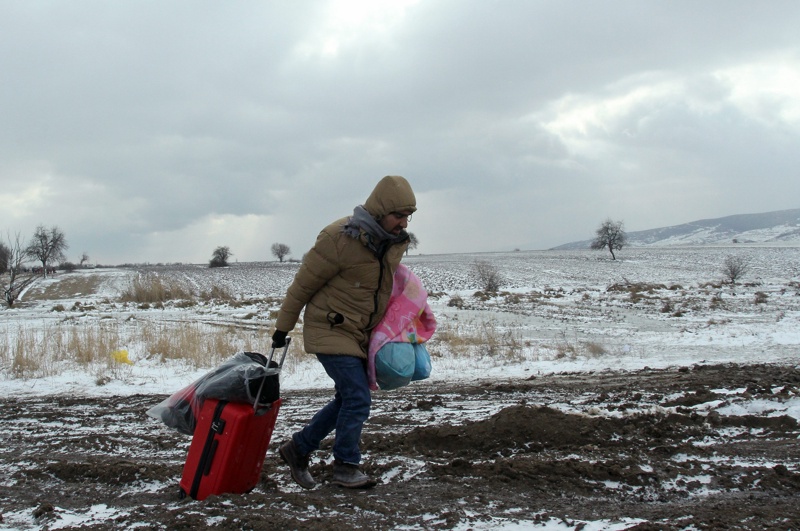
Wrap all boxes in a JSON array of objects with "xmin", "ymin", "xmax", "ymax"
[
  {"xmin": 266, "ymin": 336, "xmax": 290, "ymax": 372},
  {"xmin": 253, "ymin": 337, "xmax": 291, "ymax": 412}
]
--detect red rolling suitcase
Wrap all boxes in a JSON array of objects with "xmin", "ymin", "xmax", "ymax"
[
  {"xmin": 179, "ymin": 397, "xmax": 282, "ymax": 500},
  {"xmin": 179, "ymin": 342, "xmax": 289, "ymax": 500}
]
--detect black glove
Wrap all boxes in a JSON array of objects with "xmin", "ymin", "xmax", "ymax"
[{"xmin": 271, "ymin": 330, "xmax": 288, "ymax": 349}]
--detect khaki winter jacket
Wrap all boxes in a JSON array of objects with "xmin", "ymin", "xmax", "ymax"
[{"xmin": 274, "ymin": 176, "xmax": 416, "ymax": 358}]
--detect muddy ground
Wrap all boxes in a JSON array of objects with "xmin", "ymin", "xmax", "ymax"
[{"xmin": 2, "ymin": 363, "xmax": 800, "ymax": 530}]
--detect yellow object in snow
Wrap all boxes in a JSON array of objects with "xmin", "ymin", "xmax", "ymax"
[{"xmin": 111, "ymin": 349, "xmax": 133, "ymax": 365}]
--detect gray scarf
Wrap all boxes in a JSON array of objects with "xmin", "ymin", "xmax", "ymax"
[{"xmin": 342, "ymin": 205, "xmax": 406, "ymax": 256}]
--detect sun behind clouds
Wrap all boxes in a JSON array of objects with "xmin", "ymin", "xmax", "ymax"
[{"xmin": 295, "ymin": 0, "xmax": 420, "ymax": 59}]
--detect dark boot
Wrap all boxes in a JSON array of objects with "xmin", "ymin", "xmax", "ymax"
[
  {"xmin": 332, "ymin": 460, "xmax": 376, "ymax": 488},
  {"xmin": 279, "ymin": 440, "xmax": 316, "ymax": 489}
]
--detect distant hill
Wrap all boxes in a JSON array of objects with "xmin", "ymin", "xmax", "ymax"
[{"xmin": 552, "ymin": 208, "xmax": 800, "ymax": 250}]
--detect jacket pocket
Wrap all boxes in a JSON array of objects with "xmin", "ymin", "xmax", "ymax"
[
  {"xmin": 326, "ymin": 300, "xmax": 367, "ymax": 334},
  {"xmin": 327, "ymin": 312, "xmax": 345, "ymax": 327}
]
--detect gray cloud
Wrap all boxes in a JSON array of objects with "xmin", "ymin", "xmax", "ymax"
[{"xmin": 2, "ymin": 0, "xmax": 799, "ymax": 264}]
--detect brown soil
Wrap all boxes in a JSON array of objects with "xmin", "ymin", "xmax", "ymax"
[
  {"xmin": 21, "ymin": 273, "xmax": 109, "ymax": 302},
  {"xmin": 2, "ymin": 363, "xmax": 800, "ymax": 530}
]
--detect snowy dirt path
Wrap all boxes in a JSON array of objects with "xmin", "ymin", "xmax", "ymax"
[{"xmin": 2, "ymin": 364, "xmax": 799, "ymax": 530}]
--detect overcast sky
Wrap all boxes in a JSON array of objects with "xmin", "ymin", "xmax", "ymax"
[{"xmin": 2, "ymin": 1, "xmax": 799, "ymax": 265}]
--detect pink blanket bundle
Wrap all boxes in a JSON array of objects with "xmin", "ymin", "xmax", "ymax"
[{"xmin": 367, "ymin": 264, "xmax": 437, "ymax": 390}]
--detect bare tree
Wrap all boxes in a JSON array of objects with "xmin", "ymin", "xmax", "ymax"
[
  {"xmin": 0, "ymin": 241, "xmax": 10, "ymax": 274},
  {"xmin": 271, "ymin": 243, "xmax": 290, "ymax": 262},
  {"xmin": 26, "ymin": 225, "xmax": 68, "ymax": 277},
  {"xmin": 473, "ymin": 260, "xmax": 504, "ymax": 292},
  {"xmin": 80, "ymin": 252, "xmax": 90, "ymax": 267},
  {"xmin": 3, "ymin": 232, "xmax": 37, "ymax": 308},
  {"xmin": 209, "ymin": 246, "xmax": 232, "ymax": 268},
  {"xmin": 722, "ymin": 255, "xmax": 750, "ymax": 285},
  {"xmin": 406, "ymin": 232, "xmax": 419, "ymax": 256},
  {"xmin": 590, "ymin": 219, "xmax": 628, "ymax": 260}
]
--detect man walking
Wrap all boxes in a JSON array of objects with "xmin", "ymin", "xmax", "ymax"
[{"xmin": 271, "ymin": 175, "xmax": 417, "ymax": 489}]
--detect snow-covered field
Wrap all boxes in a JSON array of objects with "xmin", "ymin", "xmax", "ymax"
[{"xmin": 2, "ymin": 246, "xmax": 799, "ymax": 397}]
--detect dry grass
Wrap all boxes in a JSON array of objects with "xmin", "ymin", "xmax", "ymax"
[
  {"xmin": 584, "ymin": 341, "xmax": 607, "ymax": 356},
  {"xmin": 553, "ymin": 330, "xmax": 579, "ymax": 359},
  {"xmin": 0, "ymin": 319, "xmax": 273, "ymax": 379},
  {"xmin": 431, "ymin": 318, "xmax": 527, "ymax": 362},
  {"xmin": 118, "ymin": 273, "xmax": 237, "ymax": 308},
  {"xmin": 0, "ymin": 271, "xmax": 295, "ymax": 382},
  {"xmin": 119, "ymin": 273, "xmax": 197, "ymax": 304},
  {"xmin": 18, "ymin": 273, "xmax": 108, "ymax": 302},
  {"xmin": 539, "ymin": 331, "xmax": 610, "ymax": 360}
]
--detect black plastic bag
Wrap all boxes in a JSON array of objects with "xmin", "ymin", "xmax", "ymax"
[{"xmin": 146, "ymin": 351, "xmax": 279, "ymax": 435}]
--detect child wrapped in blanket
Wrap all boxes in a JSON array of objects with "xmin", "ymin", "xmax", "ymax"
[{"xmin": 367, "ymin": 264, "xmax": 437, "ymax": 390}]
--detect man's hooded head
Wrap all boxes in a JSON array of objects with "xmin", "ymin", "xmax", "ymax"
[{"xmin": 364, "ymin": 176, "xmax": 417, "ymax": 219}]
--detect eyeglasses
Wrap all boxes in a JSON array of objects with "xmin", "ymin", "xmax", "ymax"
[{"xmin": 390, "ymin": 212, "xmax": 413, "ymax": 221}]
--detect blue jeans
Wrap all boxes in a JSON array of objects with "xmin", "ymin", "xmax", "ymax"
[{"xmin": 292, "ymin": 354, "xmax": 371, "ymax": 465}]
